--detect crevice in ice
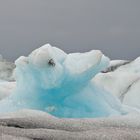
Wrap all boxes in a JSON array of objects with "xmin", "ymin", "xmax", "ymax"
[
  {"xmin": 102, "ymin": 61, "xmax": 130, "ymax": 73},
  {"xmin": 120, "ymin": 78, "xmax": 140, "ymax": 102},
  {"xmin": 0, "ymin": 121, "xmax": 25, "ymax": 128}
]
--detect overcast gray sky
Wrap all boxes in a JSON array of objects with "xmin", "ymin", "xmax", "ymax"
[{"xmin": 0, "ymin": 0, "xmax": 140, "ymax": 61}]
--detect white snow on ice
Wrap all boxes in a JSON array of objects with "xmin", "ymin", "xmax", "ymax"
[{"xmin": 0, "ymin": 44, "xmax": 140, "ymax": 118}]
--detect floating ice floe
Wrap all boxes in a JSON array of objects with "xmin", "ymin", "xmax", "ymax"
[{"xmin": 0, "ymin": 44, "xmax": 124, "ymax": 118}]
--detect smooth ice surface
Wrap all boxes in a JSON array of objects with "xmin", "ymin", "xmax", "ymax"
[{"xmin": 0, "ymin": 44, "xmax": 123, "ymax": 118}]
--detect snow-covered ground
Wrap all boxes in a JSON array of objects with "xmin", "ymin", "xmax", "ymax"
[{"xmin": 0, "ymin": 109, "xmax": 140, "ymax": 140}]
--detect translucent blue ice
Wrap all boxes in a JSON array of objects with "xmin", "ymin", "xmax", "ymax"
[{"xmin": 0, "ymin": 44, "xmax": 123, "ymax": 118}]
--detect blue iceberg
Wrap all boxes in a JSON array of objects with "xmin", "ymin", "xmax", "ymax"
[{"xmin": 0, "ymin": 44, "xmax": 123, "ymax": 118}]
